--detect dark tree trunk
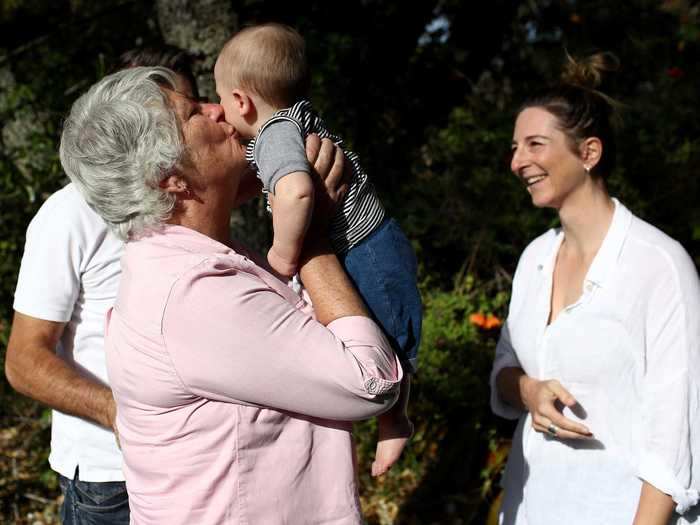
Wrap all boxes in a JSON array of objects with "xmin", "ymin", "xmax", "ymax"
[{"xmin": 155, "ymin": 0, "xmax": 237, "ymax": 101}]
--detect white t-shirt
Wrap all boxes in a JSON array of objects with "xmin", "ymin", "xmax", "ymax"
[
  {"xmin": 14, "ymin": 182, "xmax": 124, "ymax": 482},
  {"xmin": 491, "ymin": 199, "xmax": 700, "ymax": 524}
]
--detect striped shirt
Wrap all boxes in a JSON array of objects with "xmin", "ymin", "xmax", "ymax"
[{"xmin": 246, "ymin": 100, "xmax": 385, "ymax": 253}]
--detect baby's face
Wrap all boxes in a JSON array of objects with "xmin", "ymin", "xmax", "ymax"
[{"xmin": 213, "ymin": 57, "xmax": 244, "ymax": 130}]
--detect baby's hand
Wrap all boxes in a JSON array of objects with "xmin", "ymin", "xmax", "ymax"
[
  {"xmin": 267, "ymin": 246, "xmax": 298, "ymax": 278},
  {"xmin": 371, "ymin": 414, "xmax": 414, "ymax": 477}
]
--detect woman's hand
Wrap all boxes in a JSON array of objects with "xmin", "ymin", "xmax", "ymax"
[
  {"xmin": 304, "ymin": 134, "xmax": 348, "ymax": 225},
  {"xmin": 519, "ymin": 375, "xmax": 593, "ymax": 439}
]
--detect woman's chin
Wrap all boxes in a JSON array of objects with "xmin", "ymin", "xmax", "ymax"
[{"xmin": 528, "ymin": 187, "xmax": 556, "ymax": 209}]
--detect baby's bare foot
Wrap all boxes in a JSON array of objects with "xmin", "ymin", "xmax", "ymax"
[{"xmin": 371, "ymin": 417, "xmax": 414, "ymax": 477}]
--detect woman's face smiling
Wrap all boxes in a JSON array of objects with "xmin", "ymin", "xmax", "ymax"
[{"xmin": 510, "ymin": 107, "xmax": 588, "ymax": 209}]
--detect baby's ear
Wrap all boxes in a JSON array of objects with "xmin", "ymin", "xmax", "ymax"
[{"xmin": 232, "ymin": 89, "xmax": 253, "ymax": 116}]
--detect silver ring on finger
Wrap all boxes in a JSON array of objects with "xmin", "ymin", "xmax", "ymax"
[{"xmin": 547, "ymin": 423, "xmax": 558, "ymax": 437}]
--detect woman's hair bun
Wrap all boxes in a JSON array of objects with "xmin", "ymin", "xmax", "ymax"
[{"xmin": 561, "ymin": 51, "xmax": 620, "ymax": 90}]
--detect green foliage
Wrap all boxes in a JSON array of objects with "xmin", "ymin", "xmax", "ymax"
[
  {"xmin": 0, "ymin": 404, "xmax": 58, "ymax": 523},
  {"xmin": 402, "ymin": 98, "xmax": 554, "ymax": 283},
  {"xmin": 355, "ymin": 275, "xmax": 510, "ymax": 524},
  {"xmin": 0, "ymin": 66, "xmax": 63, "ymax": 330}
]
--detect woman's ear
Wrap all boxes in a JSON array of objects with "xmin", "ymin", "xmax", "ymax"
[
  {"xmin": 580, "ymin": 137, "xmax": 603, "ymax": 172},
  {"xmin": 159, "ymin": 174, "xmax": 189, "ymax": 195}
]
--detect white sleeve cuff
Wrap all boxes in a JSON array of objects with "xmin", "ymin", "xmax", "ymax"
[
  {"xmin": 489, "ymin": 350, "xmax": 525, "ymax": 420},
  {"xmin": 674, "ymin": 490, "xmax": 699, "ymax": 514},
  {"xmin": 638, "ymin": 454, "xmax": 699, "ymax": 514}
]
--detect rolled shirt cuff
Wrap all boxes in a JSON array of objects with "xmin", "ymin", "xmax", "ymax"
[
  {"xmin": 675, "ymin": 490, "xmax": 700, "ymax": 514},
  {"xmin": 327, "ymin": 315, "xmax": 403, "ymax": 396},
  {"xmin": 638, "ymin": 454, "xmax": 699, "ymax": 514},
  {"xmin": 489, "ymin": 356, "xmax": 525, "ymax": 420}
]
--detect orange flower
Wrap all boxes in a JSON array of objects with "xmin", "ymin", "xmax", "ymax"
[
  {"xmin": 470, "ymin": 312, "xmax": 502, "ymax": 330},
  {"xmin": 469, "ymin": 312, "xmax": 486, "ymax": 327},
  {"xmin": 484, "ymin": 314, "xmax": 502, "ymax": 330}
]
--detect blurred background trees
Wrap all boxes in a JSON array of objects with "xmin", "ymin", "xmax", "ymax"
[{"xmin": 1, "ymin": 0, "xmax": 698, "ymax": 523}]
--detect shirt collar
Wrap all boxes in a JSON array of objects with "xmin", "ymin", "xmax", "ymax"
[
  {"xmin": 144, "ymin": 224, "xmax": 237, "ymax": 255},
  {"xmin": 534, "ymin": 198, "xmax": 633, "ymax": 289},
  {"xmin": 538, "ymin": 229, "xmax": 564, "ymax": 276},
  {"xmin": 584, "ymin": 198, "xmax": 632, "ymax": 288}
]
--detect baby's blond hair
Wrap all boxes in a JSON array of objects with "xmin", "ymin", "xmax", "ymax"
[{"xmin": 218, "ymin": 23, "xmax": 310, "ymax": 109}]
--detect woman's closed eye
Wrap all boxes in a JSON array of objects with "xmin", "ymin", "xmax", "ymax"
[{"xmin": 185, "ymin": 101, "xmax": 202, "ymax": 120}]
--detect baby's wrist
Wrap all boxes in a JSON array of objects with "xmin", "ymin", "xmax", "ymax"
[{"xmin": 267, "ymin": 247, "xmax": 298, "ymax": 277}]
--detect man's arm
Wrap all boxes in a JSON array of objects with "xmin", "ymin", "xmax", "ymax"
[{"xmin": 5, "ymin": 311, "xmax": 116, "ymax": 431}]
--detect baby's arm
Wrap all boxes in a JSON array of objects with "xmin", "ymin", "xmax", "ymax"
[
  {"xmin": 268, "ymin": 171, "xmax": 314, "ymax": 276},
  {"xmin": 254, "ymin": 119, "xmax": 315, "ymax": 276}
]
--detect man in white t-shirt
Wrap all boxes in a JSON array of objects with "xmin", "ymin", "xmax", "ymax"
[
  {"xmin": 7, "ymin": 182, "xmax": 128, "ymax": 523},
  {"xmin": 5, "ymin": 46, "xmax": 199, "ymax": 525}
]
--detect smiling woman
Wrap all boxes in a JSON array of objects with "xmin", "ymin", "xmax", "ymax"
[
  {"xmin": 510, "ymin": 52, "xmax": 617, "ymax": 211},
  {"xmin": 492, "ymin": 53, "xmax": 700, "ymax": 525},
  {"xmin": 510, "ymin": 106, "xmax": 604, "ymax": 209}
]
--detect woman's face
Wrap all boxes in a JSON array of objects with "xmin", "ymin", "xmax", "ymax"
[
  {"xmin": 165, "ymin": 88, "xmax": 249, "ymax": 203},
  {"xmin": 510, "ymin": 107, "xmax": 587, "ymax": 209}
]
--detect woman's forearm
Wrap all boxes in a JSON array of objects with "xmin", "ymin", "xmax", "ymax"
[
  {"xmin": 298, "ymin": 242, "xmax": 369, "ymax": 326},
  {"xmin": 163, "ymin": 264, "xmax": 399, "ymax": 420},
  {"xmin": 633, "ymin": 482, "xmax": 675, "ymax": 525},
  {"xmin": 496, "ymin": 366, "xmax": 536, "ymax": 412}
]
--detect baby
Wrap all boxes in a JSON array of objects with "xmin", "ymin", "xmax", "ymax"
[{"xmin": 214, "ymin": 23, "xmax": 421, "ymax": 476}]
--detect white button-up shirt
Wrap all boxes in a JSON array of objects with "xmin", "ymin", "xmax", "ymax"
[{"xmin": 491, "ymin": 199, "xmax": 700, "ymax": 524}]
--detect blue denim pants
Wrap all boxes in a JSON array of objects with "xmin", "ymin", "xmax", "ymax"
[
  {"xmin": 339, "ymin": 218, "xmax": 422, "ymax": 372},
  {"xmin": 59, "ymin": 468, "xmax": 129, "ymax": 525}
]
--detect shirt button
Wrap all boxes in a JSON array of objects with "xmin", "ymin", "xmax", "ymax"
[
  {"xmin": 365, "ymin": 378, "xmax": 378, "ymax": 394},
  {"xmin": 585, "ymin": 283, "xmax": 593, "ymax": 292},
  {"xmin": 537, "ymin": 264, "xmax": 543, "ymax": 271}
]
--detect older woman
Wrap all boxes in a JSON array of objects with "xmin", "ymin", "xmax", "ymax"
[
  {"xmin": 491, "ymin": 53, "xmax": 699, "ymax": 524},
  {"xmin": 59, "ymin": 66, "xmax": 402, "ymax": 524}
]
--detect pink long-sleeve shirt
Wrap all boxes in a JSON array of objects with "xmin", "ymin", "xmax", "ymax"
[{"xmin": 104, "ymin": 225, "xmax": 402, "ymax": 524}]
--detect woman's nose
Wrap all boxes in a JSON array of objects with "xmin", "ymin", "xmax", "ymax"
[
  {"xmin": 201, "ymin": 103, "xmax": 225, "ymax": 121},
  {"xmin": 510, "ymin": 145, "xmax": 526, "ymax": 174}
]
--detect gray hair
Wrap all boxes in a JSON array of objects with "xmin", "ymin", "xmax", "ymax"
[{"xmin": 59, "ymin": 66, "xmax": 183, "ymax": 240}]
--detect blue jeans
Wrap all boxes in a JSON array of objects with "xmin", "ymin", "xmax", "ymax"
[
  {"xmin": 340, "ymin": 218, "xmax": 422, "ymax": 372},
  {"xmin": 59, "ymin": 468, "xmax": 129, "ymax": 525}
]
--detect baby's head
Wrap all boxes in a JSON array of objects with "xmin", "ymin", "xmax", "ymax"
[{"xmin": 215, "ymin": 23, "xmax": 310, "ymax": 136}]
